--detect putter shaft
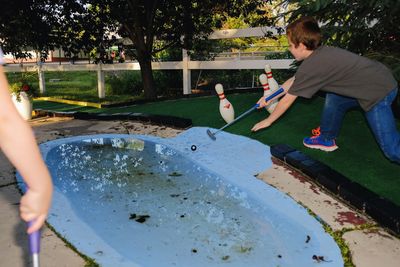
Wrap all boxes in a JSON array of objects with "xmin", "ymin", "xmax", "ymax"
[
  {"xmin": 32, "ymin": 253, "xmax": 40, "ymax": 267},
  {"xmin": 207, "ymin": 87, "xmax": 284, "ymax": 140}
]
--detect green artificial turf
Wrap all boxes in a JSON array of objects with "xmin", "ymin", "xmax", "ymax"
[{"xmin": 33, "ymin": 92, "xmax": 400, "ymax": 205}]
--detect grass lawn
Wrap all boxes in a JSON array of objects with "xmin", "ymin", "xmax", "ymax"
[
  {"xmin": 33, "ymin": 91, "xmax": 400, "ymax": 206},
  {"xmin": 7, "ymin": 71, "xmax": 142, "ymax": 103}
]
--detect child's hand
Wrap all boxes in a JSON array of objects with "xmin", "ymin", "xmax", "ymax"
[
  {"xmin": 20, "ymin": 188, "xmax": 52, "ymax": 233},
  {"xmin": 251, "ymin": 119, "xmax": 272, "ymax": 132},
  {"xmin": 256, "ymin": 96, "xmax": 272, "ymax": 109}
]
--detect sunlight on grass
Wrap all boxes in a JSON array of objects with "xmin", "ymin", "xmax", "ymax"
[{"xmin": 7, "ymin": 71, "xmax": 143, "ymax": 103}]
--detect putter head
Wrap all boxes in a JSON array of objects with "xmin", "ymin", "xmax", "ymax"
[{"xmin": 206, "ymin": 129, "xmax": 216, "ymax": 141}]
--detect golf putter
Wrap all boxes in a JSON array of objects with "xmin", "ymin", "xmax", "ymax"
[{"xmin": 207, "ymin": 87, "xmax": 284, "ymax": 140}]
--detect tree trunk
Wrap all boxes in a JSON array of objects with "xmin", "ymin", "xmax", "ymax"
[
  {"xmin": 125, "ymin": 1, "xmax": 158, "ymax": 99},
  {"xmin": 137, "ymin": 53, "xmax": 157, "ymax": 99}
]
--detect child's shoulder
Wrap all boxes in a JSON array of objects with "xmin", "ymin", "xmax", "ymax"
[
  {"xmin": 318, "ymin": 45, "xmax": 348, "ymax": 53},
  {"xmin": 318, "ymin": 45, "xmax": 355, "ymax": 56},
  {"xmin": 312, "ymin": 45, "xmax": 359, "ymax": 62}
]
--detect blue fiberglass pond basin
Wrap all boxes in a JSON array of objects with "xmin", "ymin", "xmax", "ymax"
[{"xmin": 17, "ymin": 127, "xmax": 343, "ymax": 267}]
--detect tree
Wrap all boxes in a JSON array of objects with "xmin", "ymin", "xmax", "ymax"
[
  {"xmin": 0, "ymin": 0, "xmax": 99, "ymax": 61},
  {"xmin": 0, "ymin": 0, "xmax": 54, "ymax": 59},
  {"xmin": 1, "ymin": 1, "xmax": 270, "ymax": 99},
  {"xmin": 76, "ymin": 0, "xmax": 266, "ymax": 99}
]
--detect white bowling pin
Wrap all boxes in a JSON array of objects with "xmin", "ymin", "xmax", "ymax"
[
  {"xmin": 215, "ymin": 83, "xmax": 235, "ymax": 123},
  {"xmin": 264, "ymin": 64, "xmax": 280, "ymax": 92},
  {"xmin": 259, "ymin": 74, "xmax": 278, "ymax": 113},
  {"xmin": 259, "ymin": 74, "xmax": 271, "ymax": 96}
]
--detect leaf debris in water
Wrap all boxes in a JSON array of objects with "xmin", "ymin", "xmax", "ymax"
[
  {"xmin": 222, "ymin": 255, "xmax": 230, "ymax": 261},
  {"xmin": 129, "ymin": 213, "xmax": 150, "ymax": 223},
  {"xmin": 312, "ymin": 255, "xmax": 331, "ymax": 262},
  {"xmin": 168, "ymin": 172, "xmax": 182, "ymax": 177}
]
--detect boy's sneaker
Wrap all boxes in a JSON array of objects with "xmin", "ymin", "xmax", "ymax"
[{"xmin": 303, "ymin": 135, "xmax": 338, "ymax": 152}]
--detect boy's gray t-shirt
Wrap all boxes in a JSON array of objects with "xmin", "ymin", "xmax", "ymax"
[{"xmin": 288, "ymin": 46, "xmax": 398, "ymax": 111}]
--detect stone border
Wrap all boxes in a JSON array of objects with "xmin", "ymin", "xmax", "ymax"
[
  {"xmin": 33, "ymin": 109, "xmax": 193, "ymax": 129},
  {"xmin": 270, "ymin": 144, "xmax": 400, "ymax": 236}
]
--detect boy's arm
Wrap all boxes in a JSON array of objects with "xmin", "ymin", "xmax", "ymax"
[
  {"xmin": 255, "ymin": 76, "xmax": 295, "ymax": 107},
  {"xmin": 251, "ymin": 93, "xmax": 297, "ymax": 131},
  {"xmin": 0, "ymin": 66, "xmax": 53, "ymax": 233},
  {"xmin": 251, "ymin": 76, "xmax": 297, "ymax": 132}
]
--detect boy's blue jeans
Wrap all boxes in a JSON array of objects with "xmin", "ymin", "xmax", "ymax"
[{"xmin": 319, "ymin": 88, "xmax": 400, "ymax": 164}]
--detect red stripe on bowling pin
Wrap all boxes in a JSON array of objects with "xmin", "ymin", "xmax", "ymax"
[
  {"xmin": 261, "ymin": 82, "xmax": 270, "ymax": 92},
  {"xmin": 264, "ymin": 64, "xmax": 279, "ymax": 92},
  {"xmin": 259, "ymin": 74, "xmax": 270, "ymax": 95}
]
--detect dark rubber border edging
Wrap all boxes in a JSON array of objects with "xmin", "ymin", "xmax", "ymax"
[
  {"xmin": 271, "ymin": 144, "xmax": 400, "ymax": 236},
  {"xmin": 33, "ymin": 109, "xmax": 193, "ymax": 129}
]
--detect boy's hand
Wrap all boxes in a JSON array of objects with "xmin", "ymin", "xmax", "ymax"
[
  {"xmin": 251, "ymin": 119, "xmax": 271, "ymax": 132},
  {"xmin": 256, "ymin": 95, "xmax": 273, "ymax": 109}
]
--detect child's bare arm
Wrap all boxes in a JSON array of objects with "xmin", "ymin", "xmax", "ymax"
[
  {"xmin": 256, "ymin": 76, "xmax": 295, "ymax": 108},
  {"xmin": 0, "ymin": 66, "xmax": 53, "ymax": 233},
  {"xmin": 251, "ymin": 76, "xmax": 297, "ymax": 131},
  {"xmin": 251, "ymin": 93, "xmax": 298, "ymax": 132}
]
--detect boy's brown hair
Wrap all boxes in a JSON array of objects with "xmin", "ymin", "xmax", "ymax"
[{"xmin": 287, "ymin": 17, "xmax": 322, "ymax": 50}]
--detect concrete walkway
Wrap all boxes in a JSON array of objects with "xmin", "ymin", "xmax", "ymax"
[{"xmin": 1, "ymin": 117, "xmax": 399, "ymax": 266}]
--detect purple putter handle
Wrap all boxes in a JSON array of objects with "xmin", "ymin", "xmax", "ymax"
[
  {"xmin": 28, "ymin": 221, "xmax": 41, "ymax": 254},
  {"xmin": 23, "ymin": 188, "xmax": 41, "ymax": 267}
]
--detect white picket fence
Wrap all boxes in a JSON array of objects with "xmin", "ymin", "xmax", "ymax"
[{"xmin": 3, "ymin": 27, "xmax": 293, "ymax": 98}]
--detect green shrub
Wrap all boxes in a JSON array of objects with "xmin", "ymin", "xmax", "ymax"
[
  {"xmin": 265, "ymin": 50, "xmax": 293, "ymax": 60},
  {"xmin": 6, "ymin": 72, "xmax": 39, "ymax": 88},
  {"xmin": 105, "ymin": 70, "xmax": 183, "ymax": 97},
  {"xmin": 153, "ymin": 71, "xmax": 182, "ymax": 96},
  {"xmin": 106, "ymin": 71, "xmax": 143, "ymax": 95},
  {"xmin": 190, "ymin": 69, "xmax": 296, "ymax": 91}
]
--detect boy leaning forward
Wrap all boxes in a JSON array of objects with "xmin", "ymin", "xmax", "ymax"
[{"xmin": 251, "ymin": 17, "xmax": 400, "ymax": 164}]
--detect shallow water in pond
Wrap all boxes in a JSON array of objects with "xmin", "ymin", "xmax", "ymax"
[{"xmin": 40, "ymin": 134, "xmax": 342, "ymax": 267}]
